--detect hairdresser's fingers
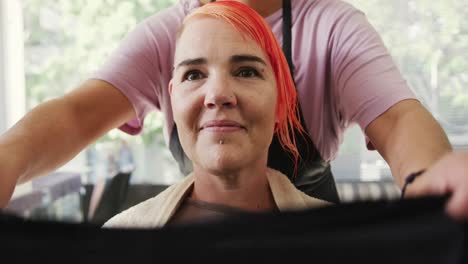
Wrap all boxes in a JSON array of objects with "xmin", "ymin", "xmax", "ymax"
[
  {"xmin": 404, "ymin": 151, "xmax": 468, "ymax": 220},
  {"xmin": 445, "ymin": 183, "xmax": 468, "ymax": 221},
  {"xmin": 403, "ymin": 165, "xmax": 448, "ymax": 198}
]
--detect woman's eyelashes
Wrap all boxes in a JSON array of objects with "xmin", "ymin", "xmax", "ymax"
[
  {"xmin": 234, "ymin": 66, "xmax": 263, "ymax": 79},
  {"xmin": 180, "ymin": 66, "xmax": 264, "ymax": 82},
  {"xmin": 182, "ymin": 69, "xmax": 206, "ymax": 82}
]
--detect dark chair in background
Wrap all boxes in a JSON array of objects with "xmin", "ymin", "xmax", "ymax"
[
  {"xmin": 81, "ymin": 172, "xmax": 132, "ymax": 226},
  {"xmin": 80, "ymin": 171, "xmax": 170, "ymax": 226}
]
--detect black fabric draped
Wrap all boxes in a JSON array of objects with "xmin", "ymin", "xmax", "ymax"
[{"xmin": 1, "ymin": 196, "xmax": 466, "ymax": 263}]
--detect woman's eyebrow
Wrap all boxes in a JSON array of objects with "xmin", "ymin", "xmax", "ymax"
[
  {"xmin": 175, "ymin": 58, "xmax": 207, "ymax": 69},
  {"xmin": 230, "ymin": 55, "xmax": 266, "ymax": 66}
]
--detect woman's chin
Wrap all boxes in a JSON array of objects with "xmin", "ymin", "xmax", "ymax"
[
  {"xmin": 191, "ymin": 141, "xmax": 262, "ymax": 175},
  {"xmin": 208, "ymin": 158, "xmax": 243, "ymax": 175},
  {"xmin": 198, "ymin": 151, "xmax": 246, "ymax": 175}
]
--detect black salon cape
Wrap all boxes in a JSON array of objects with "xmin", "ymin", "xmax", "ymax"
[{"xmin": 0, "ymin": 196, "xmax": 466, "ymax": 264}]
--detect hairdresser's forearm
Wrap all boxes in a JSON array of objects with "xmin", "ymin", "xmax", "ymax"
[
  {"xmin": 2, "ymin": 99, "xmax": 98, "ymax": 183},
  {"xmin": 0, "ymin": 80, "xmax": 135, "ymax": 208},
  {"xmin": 366, "ymin": 100, "xmax": 452, "ymax": 187},
  {"xmin": 0, "ymin": 99, "xmax": 90, "ymax": 207}
]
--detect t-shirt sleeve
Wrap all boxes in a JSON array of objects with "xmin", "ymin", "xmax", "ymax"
[
  {"xmin": 330, "ymin": 5, "xmax": 417, "ymax": 150},
  {"xmin": 90, "ymin": 19, "xmax": 165, "ymax": 135}
]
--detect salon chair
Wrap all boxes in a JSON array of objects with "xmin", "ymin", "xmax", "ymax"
[{"xmin": 81, "ymin": 171, "xmax": 132, "ymax": 225}]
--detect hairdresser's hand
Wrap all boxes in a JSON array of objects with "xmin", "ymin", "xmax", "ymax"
[{"xmin": 404, "ymin": 151, "xmax": 468, "ymax": 221}]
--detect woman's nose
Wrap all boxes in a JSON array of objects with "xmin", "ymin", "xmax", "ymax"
[{"xmin": 204, "ymin": 76, "xmax": 237, "ymax": 109}]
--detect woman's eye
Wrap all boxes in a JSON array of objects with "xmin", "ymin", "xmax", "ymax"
[
  {"xmin": 236, "ymin": 67, "xmax": 260, "ymax": 78},
  {"xmin": 183, "ymin": 70, "xmax": 205, "ymax": 81}
]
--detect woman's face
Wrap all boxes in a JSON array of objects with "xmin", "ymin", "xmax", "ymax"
[{"xmin": 170, "ymin": 17, "xmax": 278, "ymax": 175}]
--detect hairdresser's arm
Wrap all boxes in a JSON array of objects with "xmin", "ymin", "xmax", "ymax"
[
  {"xmin": 366, "ymin": 99, "xmax": 468, "ymax": 220},
  {"xmin": 365, "ymin": 99, "xmax": 452, "ymax": 187},
  {"xmin": 0, "ymin": 80, "xmax": 135, "ymax": 208}
]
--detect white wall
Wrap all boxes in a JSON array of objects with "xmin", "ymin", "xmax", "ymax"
[
  {"xmin": 0, "ymin": 0, "xmax": 25, "ymax": 132},
  {"xmin": 0, "ymin": 1, "xmax": 30, "ymax": 198},
  {"xmin": 0, "ymin": 1, "xmax": 6, "ymax": 133}
]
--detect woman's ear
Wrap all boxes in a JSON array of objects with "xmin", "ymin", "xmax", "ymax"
[{"xmin": 168, "ymin": 80, "xmax": 174, "ymax": 94}]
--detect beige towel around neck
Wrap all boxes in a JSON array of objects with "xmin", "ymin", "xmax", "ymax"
[{"xmin": 103, "ymin": 168, "xmax": 330, "ymax": 229}]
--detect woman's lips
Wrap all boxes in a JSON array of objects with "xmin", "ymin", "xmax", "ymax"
[{"xmin": 200, "ymin": 120, "xmax": 245, "ymax": 132}]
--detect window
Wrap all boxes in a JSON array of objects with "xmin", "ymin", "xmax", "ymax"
[
  {"xmin": 0, "ymin": 0, "xmax": 30, "ymax": 198},
  {"xmin": 0, "ymin": 0, "xmax": 26, "ymax": 133}
]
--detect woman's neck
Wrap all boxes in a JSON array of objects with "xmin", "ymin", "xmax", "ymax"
[
  {"xmin": 190, "ymin": 165, "xmax": 277, "ymax": 212},
  {"xmin": 199, "ymin": 0, "xmax": 283, "ymax": 18}
]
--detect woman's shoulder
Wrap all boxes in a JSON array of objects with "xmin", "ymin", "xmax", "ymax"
[
  {"xmin": 102, "ymin": 175, "xmax": 195, "ymax": 229},
  {"xmin": 266, "ymin": 168, "xmax": 331, "ymax": 211},
  {"xmin": 102, "ymin": 191, "xmax": 167, "ymax": 229},
  {"xmin": 299, "ymin": 191, "xmax": 332, "ymax": 208}
]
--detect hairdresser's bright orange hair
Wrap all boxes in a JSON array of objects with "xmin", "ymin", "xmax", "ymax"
[{"xmin": 183, "ymin": 0, "xmax": 305, "ymax": 173}]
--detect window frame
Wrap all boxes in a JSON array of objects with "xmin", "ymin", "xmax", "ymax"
[
  {"xmin": 1, "ymin": 1, "xmax": 31, "ymax": 199},
  {"xmin": 0, "ymin": 0, "xmax": 26, "ymax": 133}
]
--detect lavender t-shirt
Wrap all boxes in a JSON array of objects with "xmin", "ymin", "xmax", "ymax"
[{"xmin": 91, "ymin": 0, "xmax": 416, "ymax": 162}]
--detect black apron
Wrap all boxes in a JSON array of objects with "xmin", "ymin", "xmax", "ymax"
[{"xmin": 169, "ymin": 0, "xmax": 340, "ymax": 203}]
